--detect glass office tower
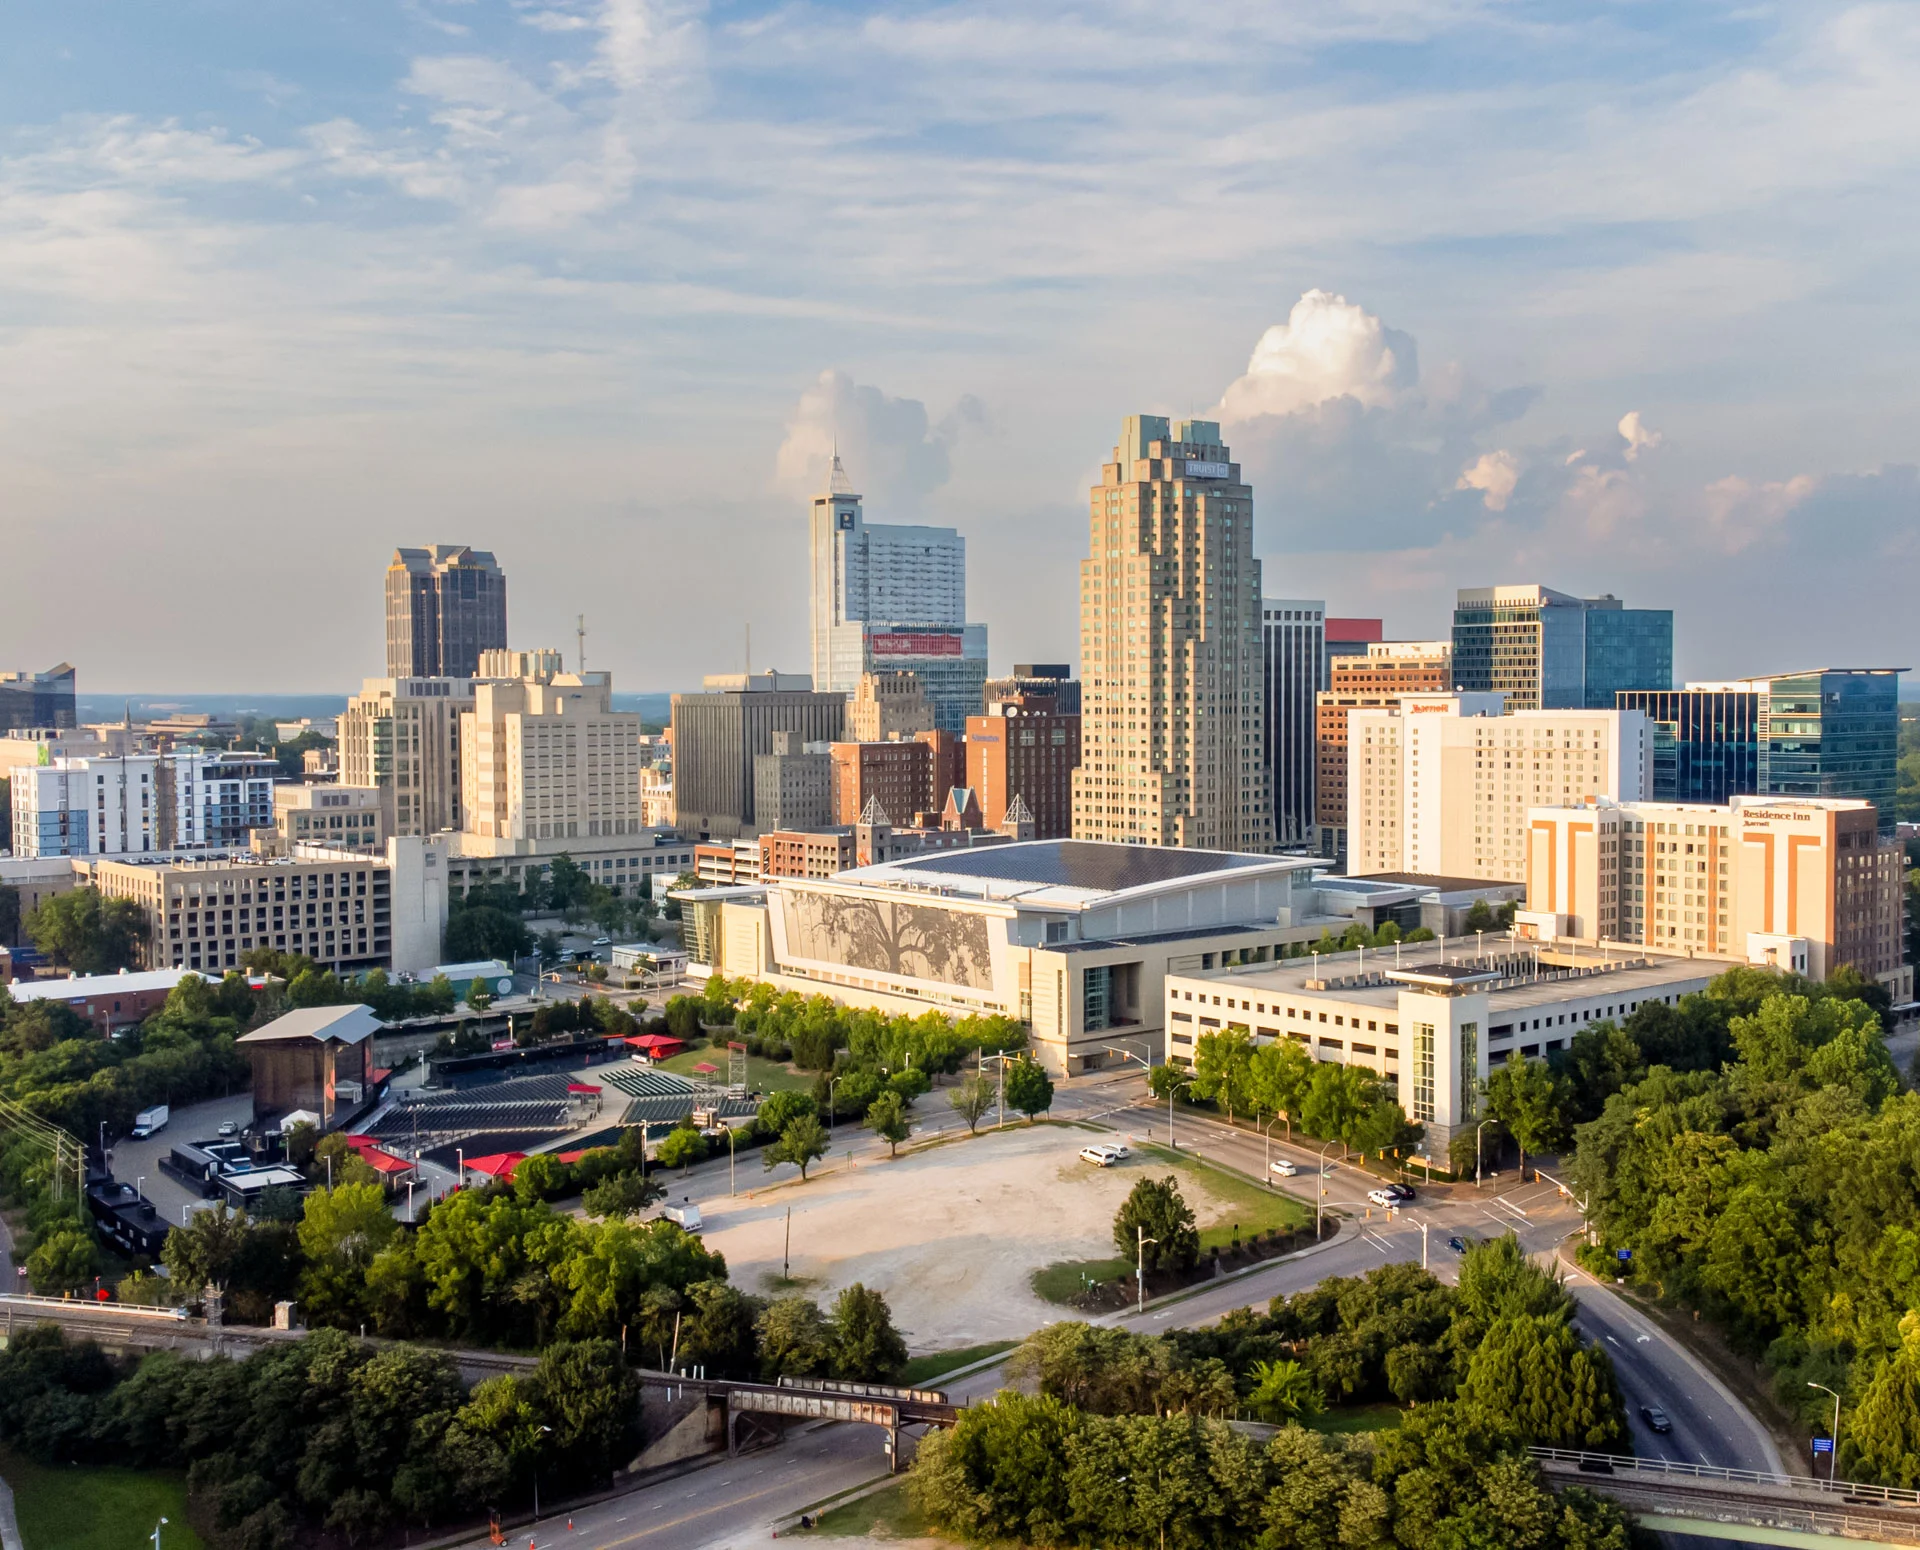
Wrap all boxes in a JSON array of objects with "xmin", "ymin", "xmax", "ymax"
[
  {"xmin": 1617, "ymin": 686, "xmax": 1760, "ymax": 805},
  {"xmin": 1453, "ymin": 585, "xmax": 1670, "ymax": 711},
  {"xmin": 1756, "ymin": 669, "xmax": 1902, "ymax": 834}
]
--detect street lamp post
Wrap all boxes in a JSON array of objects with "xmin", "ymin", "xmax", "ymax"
[
  {"xmin": 1476, "ymin": 1119, "xmax": 1495, "ymax": 1187},
  {"xmin": 533, "ymin": 1424, "xmax": 553, "ymax": 1518},
  {"xmin": 1316, "ymin": 1139, "xmax": 1338, "ymax": 1239},
  {"xmin": 152, "ymin": 1518, "xmax": 167, "ymax": 1550},
  {"xmin": 1166, "ymin": 1072, "xmax": 1193, "ymax": 1150},
  {"xmin": 727, "ymin": 1125, "xmax": 740, "ymax": 1196},
  {"xmin": 1809, "ymin": 1382, "xmax": 1842, "ymax": 1483},
  {"xmin": 1262, "ymin": 1113, "xmax": 1282, "ymax": 1184},
  {"xmin": 1136, "ymin": 1226, "xmax": 1158, "ymax": 1315}
]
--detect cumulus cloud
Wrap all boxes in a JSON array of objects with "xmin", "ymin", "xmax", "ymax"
[
  {"xmin": 774, "ymin": 369, "xmax": 983, "ymax": 512},
  {"xmin": 1455, "ymin": 450, "xmax": 1519, "ymax": 511},
  {"xmin": 1216, "ymin": 288, "xmax": 1418, "ymax": 422},
  {"xmin": 1618, "ymin": 410, "xmax": 1664, "ymax": 461}
]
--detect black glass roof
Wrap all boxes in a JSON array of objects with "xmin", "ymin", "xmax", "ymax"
[{"xmin": 888, "ymin": 840, "xmax": 1273, "ymax": 892}]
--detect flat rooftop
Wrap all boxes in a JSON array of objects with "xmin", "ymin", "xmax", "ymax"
[
  {"xmin": 842, "ymin": 839, "xmax": 1319, "ymax": 906},
  {"xmin": 1182, "ymin": 943, "xmax": 1726, "ymax": 1014}
]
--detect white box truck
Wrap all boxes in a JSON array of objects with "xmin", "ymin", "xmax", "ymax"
[
  {"xmin": 131, "ymin": 1105, "xmax": 169, "ymax": 1139},
  {"xmin": 662, "ymin": 1202, "xmax": 704, "ymax": 1233}
]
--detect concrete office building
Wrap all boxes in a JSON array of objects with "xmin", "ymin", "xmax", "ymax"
[
  {"xmin": 1073, "ymin": 416, "xmax": 1273, "ymax": 852},
  {"xmin": 460, "ymin": 671, "xmax": 642, "ymax": 844},
  {"xmin": 845, "ymin": 672, "xmax": 933, "ymax": 743},
  {"xmin": 1617, "ymin": 669, "xmax": 1902, "ymax": 831},
  {"xmin": 84, "ymin": 835, "xmax": 452, "ymax": 980},
  {"xmin": 1314, "ymin": 641, "xmax": 1453, "ymax": 865},
  {"xmin": 0, "ymin": 857, "xmax": 80, "ymax": 947},
  {"xmin": 266, "ymin": 785, "xmax": 387, "ymax": 855},
  {"xmin": 339, "ymin": 677, "xmax": 476, "ymax": 837},
  {"xmin": 0, "ymin": 666, "xmax": 76, "ymax": 733},
  {"xmin": 445, "ymin": 830, "xmax": 692, "ymax": 900},
  {"xmin": 477, "ymin": 647, "xmax": 564, "ymax": 682},
  {"xmin": 1262, "ymin": 599, "xmax": 1326, "ymax": 849},
  {"xmin": 671, "ymin": 672, "xmax": 845, "ymax": 842},
  {"xmin": 808, "ymin": 455, "xmax": 989, "ymax": 732},
  {"xmin": 967, "ymin": 697, "xmax": 1080, "ymax": 839},
  {"xmin": 753, "ymin": 732, "xmax": 834, "ymax": 832},
  {"xmin": 1166, "ymin": 943, "xmax": 1721, "ymax": 1154},
  {"xmin": 986, "ymin": 665, "xmax": 1081, "ymax": 716},
  {"xmin": 385, "ymin": 546, "xmax": 508, "ymax": 679},
  {"xmin": 10, "ymin": 750, "xmax": 275, "ymax": 858},
  {"xmin": 1453, "ymin": 585, "xmax": 1670, "ymax": 711},
  {"xmin": 1347, "ymin": 695, "xmax": 1651, "ymax": 883},
  {"xmin": 1522, "ymin": 796, "xmax": 1909, "ymax": 1003}
]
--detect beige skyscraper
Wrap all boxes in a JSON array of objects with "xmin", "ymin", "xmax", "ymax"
[{"xmin": 1071, "ymin": 415, "xmax": 1273, "ymax": 851}]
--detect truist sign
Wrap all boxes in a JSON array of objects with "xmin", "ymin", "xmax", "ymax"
[{"xmin": 1183, "ymin": 459, "xmax": 1231, "ymax": 480}]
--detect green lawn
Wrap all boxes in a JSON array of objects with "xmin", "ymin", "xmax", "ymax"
[
  {"xmin": 812, "ymin": 1479, "xmax": 932, "ymax": 1539},
  {"xmin": 1307, "ymin": 1403, "xmax": 1407, "ymax": 1436},
  {"xmin": 901, "ymin": 1340, "xmax": 1021, "ymax": 1386},
  {"xmin": 1137, "ymin": 1144, "xmax": 1314, "ymax": 1249},
  {"xmin": 0, "ymin": 1449, "xmax": 205, "ymax": 1550},
  {"xmin": 655, "ymin": 1047, "xmax": 813, "ymax": 1092},
  {"xmin": 1032, "ymin": 1256, "xmax": 1131, "ymax": 1305}
]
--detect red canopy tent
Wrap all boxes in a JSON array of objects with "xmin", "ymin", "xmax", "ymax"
[
  {"xmin": 462, "ymin": 1151, "xmax": 528, "ymax": 1181},
  {"xmin": 623, "ymin": 1033, "xmax": 688, "ymax": 1059}
]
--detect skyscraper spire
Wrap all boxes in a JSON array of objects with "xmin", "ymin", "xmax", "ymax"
[{"xmin": 828, "ymin": 440, "xmax": 855, "ymax": 496}]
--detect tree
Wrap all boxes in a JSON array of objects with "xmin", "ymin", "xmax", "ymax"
[
  {"xmin": 1463, "ymin": 899, "xmax": 1499, "ymax": 934},
  {"xmin": 864, "ymin": 1090, "xmax": 910, "ymax": 1157},
  {"xmin": 546, "ymin": 854, "xmax": 591, "ymax": 914},
  {"xmin": 1146, "ymin": 1063, "xmax": 1188, "ymax": 1102},
  {"xmin": 759, "ymin": 1296, "xmax": 832, "ymax": 1379},
  {"xmin": 26, "ymin": 1228, "xmax": 95, "ymax": 1294},
  {"xmin": 298, "ymin": 1183, "xmax": 400, "ymax": 1326},
  {"xmin": 1299, "ymin": 1063, "xmax": 1373, "ymax": 1157},
  {"xmin": 949, "ymin": 1072, "xmax": 995, "ymax": 1134},
  {"xmin": 163, "ymin": 1202, "xmax": 253, "ymax": 1291},
  {"xmin": 656, "ymin": 1126, "xmax": 708, "ymax": 1170},
  {"xmin": 830, "ymin": 1283, "xmax": 908, "ymax": 1382},
  {"xmin": 889, "ymin": 1067, "xmax": 931, "ymax": 1107},
  {"xmin": 465, "ymin": 979, "xmax": 493, "ymax": 1013},
  {"xmin": 1249, "ymin": 1039, "xmax": 1314, "ymax": 1138},
  {"xmin": 0, "ymin": 884, "xmax": 20, "ymax": 950},
  {"xmin": 1246, "ymin": 1358, "xmax": 1323, "ymax": 1422},
  {"xmin": 582, "ymin": 1171, "xmax": 663, "ymax": 1219},
  {"xmin": 1846, "ymin": 1309, "xmax": 1920, "ymax": 1485},
  {"xmin": 1113, "ymin": 1176, "xmax": 1199, "ymax": 1273},
  {"xmin": 1003, "ymin": 1056, "xmax": 1054, "ymax": 1123},
  {"xmin": 1458, "ymin": 1312, "xmax": 1627, "ymax": 1449},
  {"xmin": 1484, "ymin": 1051, "xmax": 1569, "ymax": 1173},
  {"xmin": 765, "ymin": 1115, "xmax": 829, "ymax": 1181},
  {"xmin": 1189, "ymin": 1028, "xmax": 1256, "ymax": 1123},
  {"xmin": 677, "ymin": 1281, "xmax": 763, "ymax": 1380},
  {"xmin": 443, "ymin": 907, "xmax": 531, "ymax": 964},
  {"xmin": 25, "ymin": 887, "xmax": 144, "ymax": 974}
]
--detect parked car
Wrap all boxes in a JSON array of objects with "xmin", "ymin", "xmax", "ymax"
[
  {"xmin": 218, "ymin": 1121, "xmax": 238, "ymax": 1138},
  {"xmin": 1079, "ymin": 1144, "xmax": 1127, "ymax": 1167},
  {"xmin": 1640, "ymin": 1405, "xmax": 1673, "ymax": 1434},
  {"xmin": 592, "ymin": 937, "xmax": 612, "ymax": 948},
  {"xmin": 1387, "ymin": 1182, "xmax": 1415, "ymax": 1201},
  {"xmin": 1367, "ymin": 1187, "xmax": 1400, "ymax": 1208},
  {"xmin": 1270, "ymin": 1159, "xmax": 1299, "ymax": 1178}
]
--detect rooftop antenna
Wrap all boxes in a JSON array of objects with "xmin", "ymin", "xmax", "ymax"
[
  {"xmin": 745, "ymin": 622, "xmax": 752, "ymax": 676},
  {"xmin": 576, "ymin": 615, "xmax": 587, "ymax": 674}
]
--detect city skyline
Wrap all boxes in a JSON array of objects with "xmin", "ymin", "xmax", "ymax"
[{"xmin": 2, "ymin": 5, "xmax": 1917, "ymax": 691}]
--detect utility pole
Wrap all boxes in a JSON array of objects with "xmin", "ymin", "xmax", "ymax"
[{"xmin": 784, "ymin": 1206, "xmax": 792, "ymax": 1281}]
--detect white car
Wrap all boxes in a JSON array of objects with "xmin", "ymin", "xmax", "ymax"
[
  {"xmin": 1079, "ymin": 1144, "xmax": 1128, "ymax": 1167},
  {"xmin": 218, "ymin": 1122, "xmax": 238, "ymax": 1138},
  {"xmin": 1269, "ymin": 1159, "xmax": 1299, "ymax": 1178},
  {"xmin": 1367, "ymin": 1187, "xmax": 1400, "ymax": 1208}
]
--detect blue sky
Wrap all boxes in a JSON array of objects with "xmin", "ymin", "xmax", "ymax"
[{"xmin": 2, "ymin": 0, "xmax": 1917, "ymax": 691}]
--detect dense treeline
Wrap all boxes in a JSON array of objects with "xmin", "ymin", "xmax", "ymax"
[
  {"xmin": 0, "ymin": 1324, "xmax": 636, "ymax": 1549},
  {"xmin": 1560, "ymin": 967, "xmax": 1920, "ymax": 1482},
  {"xmin": 912, "ymin": 1240, "xmax": 1636, "ymax": 1549},
  {"xmin": 687, "ymin": 974, "xmax": 1026, "ymax": 1074}
]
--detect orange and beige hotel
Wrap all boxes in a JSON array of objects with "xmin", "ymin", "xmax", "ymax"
[{"xmin": 1519, "ymin": 795, "xmax": 1910, "ymax": 1005}]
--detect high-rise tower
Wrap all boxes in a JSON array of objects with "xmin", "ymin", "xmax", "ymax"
[
  {"xmin": 806, "ymin": 455, "xmax": 986, "ymax": 734},
  {"xmin": 385, "ymin": 546, "xmax": 508, "ymax": 679},
  {"xmin": 1072, "ymin": 415, "xmax": 1272, "ymax": 851}
]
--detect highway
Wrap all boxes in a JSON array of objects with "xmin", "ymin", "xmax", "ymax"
[{"xmin": 437, "ymin": 1071, "xmax": 1785, "ymax": 1550}]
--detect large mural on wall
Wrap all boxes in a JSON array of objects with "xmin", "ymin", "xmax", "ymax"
[{"xmin": 782, "ymin": 891, "xmax": 995, "ymax": 990}]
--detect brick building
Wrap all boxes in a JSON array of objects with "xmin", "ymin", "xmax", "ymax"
[{"xmin": 967, "ymin": 697, "xmax": 1080, "ymax": 839}]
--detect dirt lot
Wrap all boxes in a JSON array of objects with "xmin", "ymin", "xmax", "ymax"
[{"xmin": 696, "ymin": 1124, "xmax": 1234, "ymax": 1350}]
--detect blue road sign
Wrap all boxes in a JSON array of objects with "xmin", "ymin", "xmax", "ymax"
[{"xmin": 1812, "ymin": 1437, "xmax": 1834, "ymax": 1455}]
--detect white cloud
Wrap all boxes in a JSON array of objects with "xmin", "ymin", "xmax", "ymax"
[
  {"xmin": 1701, "ymin": 472, "xmax": 1817, "ymax": 552},
  {"xmin": 773, "ymin": 369, "xmax": 978, "ymax": 513},
  {"xmin": 1455, "ymin": 449, "xmax": 1519, "ymax": 511},
  {"xmin": 1618, "ymin": 410, "xmax": 1663, "ymax": 461},
  {"xmin": 1216, "ymin": 289, "xmax": 1418, "ymax": 422}
]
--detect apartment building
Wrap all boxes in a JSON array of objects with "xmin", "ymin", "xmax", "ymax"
[
  {"xmin": 1347, "ymin": 695, "xmax": 1651, "ymax": 882},
  {"xmin": 759, "ymin": 828, "xmax": 856, "ymax": 880},
  {"xmin": 339, "ymin": 677, "xmax": 476, "ymax": 837},
  {"xmin": 1314, "ymin": 641, "xmax": 1453, "ymax": 864},
  {"xmin": 753, "ymin": 732, "xmax": 834, "ymax": 831},
  {"xmin": 10, "ymin": 750, "xmax": 275, "ymax": 858},
  {"xmin": 1522, "ymin": 796, "xmax": 1909, "ymax": 999},
  {"xmin": 1073, "ymin": 415, "xmax": 1273, "ymax": 852},
  {"xmin": 831, "ymin": 739, "xmax": 932, "ymax": 827}
]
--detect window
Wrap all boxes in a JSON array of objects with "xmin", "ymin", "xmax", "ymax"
[{"xmin": 1412, "ymin": 1023, "xmax": 1436, "ymax": 1121}]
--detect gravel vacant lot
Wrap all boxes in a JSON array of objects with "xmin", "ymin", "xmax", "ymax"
[{"xmin": 696, "ymin": 1123, "xmax": 1232, "ymax": 1349}]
